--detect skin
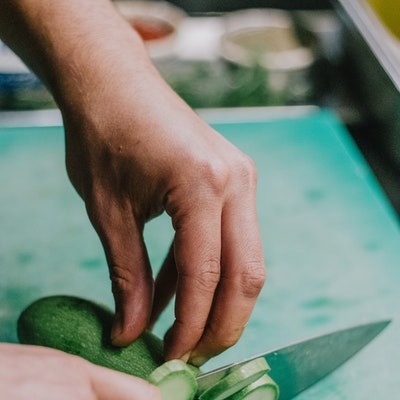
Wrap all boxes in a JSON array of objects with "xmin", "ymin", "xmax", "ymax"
[
  {"xmin": 0, "ymin": 343, "xmax": 160, "ymax": 400},
  {"xmin": 0, "ymin": 0, "xmax": 266, "ymax": 396}
]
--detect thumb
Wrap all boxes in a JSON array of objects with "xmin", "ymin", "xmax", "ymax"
[
  {"xmin": 88, "ymin": 362, "xmax": 161, "ymax": 400},
  {"xmin": 87, "ymin": 200, "xmax": 154, "ymax": 346}
]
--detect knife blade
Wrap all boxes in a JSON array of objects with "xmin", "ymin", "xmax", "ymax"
[{"xmin": 196, "ymin": 320, "xmax": 390, "ymax": 399}]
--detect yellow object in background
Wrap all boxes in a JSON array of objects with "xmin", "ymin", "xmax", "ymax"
[{"xmin": 368, "ymin": 0, "xmax": 400, "ymax": 39}]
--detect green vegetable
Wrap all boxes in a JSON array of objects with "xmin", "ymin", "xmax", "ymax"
[
  {"xmin": 226, "ymin": 374, "xmax": 279, "ymax": 400},
  {"xmin": 148, "ymin": 359, "xmax": 198, "ymax": 400},
  {"xmin": 17, "ymin": 295, "xmax": 164, "ymax": 379},
  {"xmin": 18, "ymin": 296, "xmax": 280, "ymax": 400},
  {"xmin": 198, "ymin": 358, "xmax": 270, "ymax": 400}
]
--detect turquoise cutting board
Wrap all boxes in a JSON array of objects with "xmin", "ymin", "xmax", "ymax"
[{"xmin": 1, "ymin": 109, "xmax": 399, "ymax": 399}]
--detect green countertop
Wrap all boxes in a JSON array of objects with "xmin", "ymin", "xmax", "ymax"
[{"xmin": 1, "ymin": 108, "xmax": 399, "ymax": 399}]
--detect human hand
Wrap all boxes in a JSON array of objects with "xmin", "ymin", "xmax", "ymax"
[
  {"xmin": 0, "ymin": 343, "xmax": 159, "ymax": 400},
  {"xmin": 0, "ymin": 0, "xmax": 266, "ymax": 367},
  {"xmin": 62, "ymin": 49, "xmax": 266, "ymax": 365}
]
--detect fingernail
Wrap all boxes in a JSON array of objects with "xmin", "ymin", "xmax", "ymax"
[
  {"xmin": 179, "ymin": 351, "xmax": 191, "ymax": 363},
  {"xmin": 110, "ymin": 330, "xmax": 122, "ymax": 346},
  {"xmin": 189, "ymin": 355, "xmax": 209, "ymax": 367}
]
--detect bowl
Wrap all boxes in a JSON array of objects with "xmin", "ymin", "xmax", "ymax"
[
  {"xmin": 113, "ymin": 0, "xmax": 186, "ymax": 59},
  {"xmin": 220, "ymin": 9, "xmax": 315, "ymax": 103}
]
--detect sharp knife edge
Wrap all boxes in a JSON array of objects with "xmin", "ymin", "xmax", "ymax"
[{"xmin": 196, "ymin": 319, "xmax": 391, "ymax": 399}]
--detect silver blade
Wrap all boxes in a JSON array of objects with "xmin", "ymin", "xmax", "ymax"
[{"xmin": 196, "ymin": 320, "xmax": 390, "ymax": 398}]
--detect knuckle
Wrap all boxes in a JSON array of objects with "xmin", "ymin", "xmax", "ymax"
[
  {"xmin": 239, "ymin": 262, "xmax": 266, "ymax": 298},
  {"xmin": 216, "ymin": 334, "xmax": 240, "ymax": 350},
  {"xmin": 207, "ymin": 324, "xmax": 240, "ymax": 350},
  {"xmin": 188, "ymin": 258, "xmax": 221, "ymax": 292},
  {"xmin": 236, "ymin": 154, "xmax": 258, "ymax": 188},
  {"xmin": 196, "ymin": 160, "xmax": 230, "ymax": 196},
  {"xmin": 110, "ymin": 264, "xmax": 133, "ymax": 293}
]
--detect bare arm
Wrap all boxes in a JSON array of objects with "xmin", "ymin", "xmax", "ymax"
[{"xmin": 0, "ymin": 0, "xmax": 266, "ymax": 366}]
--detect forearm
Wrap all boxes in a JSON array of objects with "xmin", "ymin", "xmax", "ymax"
[
  {"xmin": 0, "ymin": 0, "xmax": 156, "ymax": 113},
  {"xmin": 0, "ymin": 1, "xmax": 265, "ymax": 364}
]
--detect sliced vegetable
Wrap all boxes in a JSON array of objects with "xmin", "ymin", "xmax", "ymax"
[
  {"xmin": 148, "ymin": 359, "xmax": 198, "ymax": 400},
  {"xmin": 17, "ymin": 295, "xmax": 281, "ymax": 400},
  {"xmin": 199, "ymin": 358, "xmax": 270, "ymax": 400},
  {"xmin": 187, "ymin": 363, "xmax": 201, "ymax": 378},
  {"xmin": 226, "ymin": 374, "xmax": 279, "ymax": 400}
]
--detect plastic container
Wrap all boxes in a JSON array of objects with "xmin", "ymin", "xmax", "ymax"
[
  {"xmin": 220, "ymin": 9, "xmax": 315, "ymax": 104},
  {"xmin": 113, "ymin": 1, "xmax": 186, "ymax": 59},
  {"xmin": 0, "ymin": 41, "xmax": 54, "ymax": 110}
]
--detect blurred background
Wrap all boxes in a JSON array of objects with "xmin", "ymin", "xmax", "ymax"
[{"xmin": 1, "ymin": 0, "xmax": 399, "ymax": 215}]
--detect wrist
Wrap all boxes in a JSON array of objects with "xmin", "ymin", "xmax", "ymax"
[
  {"xmin": 1, "ymin": 0, "xmax": 158, "ymax": 119},
  {"xmin": 43, "ymin": 5, "xmax": 156, "ymax": 118}
]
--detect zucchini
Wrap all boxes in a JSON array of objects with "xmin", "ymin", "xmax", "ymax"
[
  {"xmin": 198, "ymin": 358, "xmax": 270, "ymax": 400},
  {"xmin": 148, "ymin": 359, "xmax": 198, "ymax": 400},
  {"xmin": 17, "ymin": 296, "xmax": 280, "ymax": 400},
  {"xmin": 17, "ymin": 295, "xmax": 164, "ymax": 379},
  {"xmin": 226, "ymin": 374, "xmax": 279, "ymax": 400}
]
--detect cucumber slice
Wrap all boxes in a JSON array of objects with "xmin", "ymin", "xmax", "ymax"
[
  {"xmin": 199, "ymin": 358, "xmax": 270, "ymax": 400},
  {"xmin": 187, "ymin": 363, "xmax": 201, "ymax": 377},
  {"xmin": 148, "ymin": 359, "xmax": 198, "ymax": 400},
  {"xmin": 226, "ymin": 374, "xmax": 279, "ymax": 400}
]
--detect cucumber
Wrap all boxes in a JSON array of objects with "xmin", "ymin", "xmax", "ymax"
[
  {"xmin": 17, "ymin": 295, "xmax": 164, "ymax": 379},
  {"xmin": 226, "ymin": 374, "xmax": 279, "ymax": 400},
  {"xmin": 198, "ymin": 358, "xmax": 270, "ymax": 400},
  {"xmin": 17, "ymin": 296, "xmax": 280, "ymax": 400},
  {"xmin": 148, "ymin": 359, "xmax": 198, "ymax": 400}
]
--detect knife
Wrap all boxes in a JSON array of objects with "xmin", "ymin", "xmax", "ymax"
[{"xmin": 196, "ymin": 320, "xmax": 390, "ymax": 399}]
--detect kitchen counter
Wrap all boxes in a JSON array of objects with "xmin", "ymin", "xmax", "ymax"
[{"xmin": 1, "ymin": 107, "xmax": 399, "ymax": 398}]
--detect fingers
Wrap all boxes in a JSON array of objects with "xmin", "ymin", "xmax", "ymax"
[
  {"xmin": 162, "ymin": 155, "xmax": 265, "ymax": 365},
  {"xmin": 88, "ymin": 362, "xmax": 160, "ymax": 400},
  {"xmin": 150, "ymin": 243, "xmax": 178, "ymax": 328},
  {"xmin": 86, "ymin": 194, "xmax": 154, "ymax": 346},
  {"xmin": 189, "ymin": 161, "xmax": 265, "ymax": 366},
  {"xmin": 163, "ymin": 202, "xmax": 222, "ymax": 362}
]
